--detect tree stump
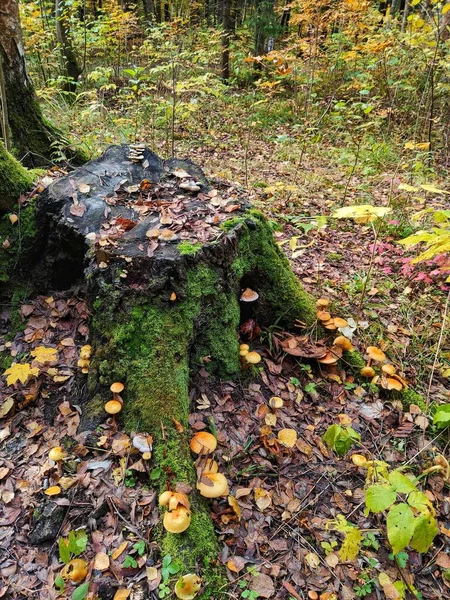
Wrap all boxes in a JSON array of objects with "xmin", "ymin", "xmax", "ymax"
[{"xmin": 6, "ymin": 144, "xmax": 317, "ymax": 590}]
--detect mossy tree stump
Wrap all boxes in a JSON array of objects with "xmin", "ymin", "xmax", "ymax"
[{"xmin": 10, "ymin": 145, "xmax": 317, "ymax": 594}]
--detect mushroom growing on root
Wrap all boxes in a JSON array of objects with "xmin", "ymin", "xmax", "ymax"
[
  {"xmin": 104, "ymin": 399, "xmax": 122, "ymax": 427},
  {"xmin": 189, "ymin": 432, "xmax": 217, "ymax": 455},
  {"xmin": 110, "ymin": 382, "xmax": 124, "ymax": 404},
  {"xmin": 197, "ymin": 472, "xmax": 229, "ymax": 498},
  {"xmin": 163, "ymin": 506, "xmax": 191, "ymax": 533}
]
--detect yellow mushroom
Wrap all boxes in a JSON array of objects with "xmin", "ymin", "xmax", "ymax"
[
  {"xmin": 197, "ymin": 472, "xmax": 229, "ymax": 498},
  {"xmin": 175, "ymin": 574, "xmax": 203, "ymax": 600},
  {"xmin": 163, "ymin": 506, "xmax": 191, "ymax": 533},
  {"xmin": 189, "ymin": 432, "xmax": 217, "ymax": 455}
]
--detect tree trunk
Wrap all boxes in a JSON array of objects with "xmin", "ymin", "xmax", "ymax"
[
  {"xmin": 441, "ymin": 10, "xmax": 450, "ymax": 41},
  {"xmin": 221, "ymin": 0, "xmax": 232, "ymax": 81},
  {"xmin": 15, "ymin": 144, "xmax": 316, "ymax": 591},
  {"xmin": 0, "ymin": 0, "xmax": 82, "ymax": 166},
  {"xmin": 55, "ymin": 0, "xmax": 82, "ymax": 92},
  {"xmin": 142, "ymin": 0, "xmax": 155, "ymax": 23}
]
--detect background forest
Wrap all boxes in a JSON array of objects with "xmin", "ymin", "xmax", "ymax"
[{"xmin": 1, "ymin": 2, "xmax": 450, "ymax": 600}]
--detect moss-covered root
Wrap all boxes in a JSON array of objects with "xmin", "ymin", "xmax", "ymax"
[
  {"xmin": 0, "ymin": 201, "xmax": 37, "ymax": 286},
  {"xmin": 0, "ymin": 141, "xmax": 33, "ymax": 213},
  {"xmin": 228, "ymin": 211, "xmax": 317, "ymax": 328},
  {"xmin": 154, "ymin": 432, "xmax": 225, "ymax": 599}
]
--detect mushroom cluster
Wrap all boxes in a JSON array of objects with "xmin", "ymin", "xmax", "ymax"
[
  {"xmin": 104, "ymin": 382, "xmax": 125, "ymax": 424},
  {"xmin": 159, "ymin": 490, "xmax": 192, "ymax": 533},
  {"xmin": 360, "ymin": 346, "xmax": 407, "ymax": 391},
  {"xmin": 316, "ymin": 299, "xmax": 348, "ymax": 331},
  {"xmin": 78, "ymin": 344, "xmax": 92, "ymax": 374},
  {"xmin": 239, "ymin": 343, "xmax": 261, "ymax": 367},
  {"xmin": 317, "ymin": 335, "xmax": 353, "ymax": 367},
  {"xmin": 190, "ymin": 432, "xmax": 229, "ymax": 498}
]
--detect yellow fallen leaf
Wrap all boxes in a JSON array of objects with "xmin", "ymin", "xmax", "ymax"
[
  {"xmin": 378, "ymin": 573, "xmax": 400, "ymax": 600},
  {"xmin": 112, "ymin": 541, "xmax": 128, "ymax": 560},
  {"xmin": 93, "ymin": 552, "xmax": 110, "ymax": 571},
  {"xmin": 113, "ymin": 589, "xmax": 131, "ymax": 600},
  {"xmin": 254, "ymin": 488, "xmax": 272, "ymax": 511},
  {"xmin": 304, "ymin": 552, "xmax": 320, "ymax": 569},
  {"xmin": 278, "ymin": 428, "xmax": 297, "ymax": 448},
  {"xmin": 0, "ymin": 397, "xmax": 15, "ymax": 418},
  {"xmin": 4, "ymin": 363, "xmax": 39, "ymax": 386},
  {"xmin": 31, "ymin": 346, "xmax": 58, "ymax": 365},
  {"xmin": 338, "ymin": 414, "xmax": 352, "ymax": 426},
  {"xmin": 420, "ymin": 183, "xmax": 450, "ymax": 195},
  {"xmin": 228, "ymin": 495, "xmax": 242, "ymax": 521},
  {"xmin": 265, "ymin": 412, "xmax": 277, "ymax": 427}
]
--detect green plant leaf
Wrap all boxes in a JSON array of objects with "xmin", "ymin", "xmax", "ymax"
[
  {"xmin": 410, "ymin": 514, "xmax": 438, "ymax": 553},
  {"xmin": 68, "ymin": 530, "xmax": 88, "ymax": 556},
  {"xmin": 388, "ymin": 470, "xmax": 416, "ymax": 494},
  {"xmin": 72, "ymin": 582, "xmax": 89, "ymax": 600},
  {"xmin": 365, "ymin": 485, "xmax": 397, "ymax": 513},
  {"xmin": 433, "ymin": 405, "xmax": 450, "ymax": 428},
  {"xmin": 133, "ymin": 540, "xmax": 146, "ymax": 556},
  {"xmin": 123, "ymin": 555, "xmax": 138, "ymax": 568},
  {"xmin": 54, "ymin": 574, "xmax": 65, "ymax": 591},
  {"xmin": 407, "ymin": 490, "xmax": 433, "ymax": 514},
  {"xmin": 59, "ymin": 537, "xmax": 71, "ymax": 564},
  {"xmin": 387, "ymin": 503, "xmax": 415, "ymax": 555},
  {"xmin": 162, "ymin": 555, "xmax": 172, "ymax": 568}
]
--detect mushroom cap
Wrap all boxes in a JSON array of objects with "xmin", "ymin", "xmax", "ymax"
[
  {"xmin": 351, "ymin": 454, "xmax": 368, "ymax": 467},
  {"xmin": 239, "ymin": 344, "xmax": 250, "ymax": 352},
  {"xmin": 61, "ymin": 559, "xmax": 88, "ymax": 583},
  {"xmin": 80, "ymin": 345, "xmax": 92, "ymax": 359},
  {"xmin": 316, "ymin": 298, "xmax": 330, "ymax": 308},
  {"xmin": 386, "ymin": 377, "xmax": 403, "ymax": 391},
  {"xmin": 163, "ymin": 506, "xmax": 191, "ymax": 533},
  {"xmin": 110, "ymin": 382, "xmax": 124, "ymax": 394},
  {"xmin": 269, "ymin": 396, "xmax": 284, "ymax": 409},
  {"xmin": 318, "ymin": 351, "xmax": 339, "ymax": 365},
  {"xmin": 189, "ymin": 432, "xmax": 217, "ymax": 455},
  {"xmin": 366, "ymin": 346, "xmax": 386, "ymax": 362},
  {"xmin": 317, "ymin": 311, "xmax": 331, "ymax": 322},
  {"xmin": 333, "ymin": 336, "xmax": 353, "ymax": 351},
  {"xmin": 175, "ymin": 574, "xmax": 202, "ymax": 600},
  {"xmin": 360, "ymin": 366, "xmax": 376, "ymax": 378},
  {"xmin": 245, "ymin": 351, "xmax": 261, "ymax": 364},
  {"xmin": 239, "ymin": 349, "xmax": 249, "ymax": 357},
  {"xmin": 49, "ymin": 446, "xmax": 66, "ymax": 462},
  {"xmin": 159, "ymin": 490, "xmax": 174, "ymax": 506},
  {"xmin": 44, "ymin": 485, "xmax": 61, "ymax": 496},
  {"xmin": 203, "ymin": 458, "xmax": 218, "ymax": 473},
  {"xmin": 197, "ymin": 472, "xmax": 229, "ymax": 498},
  {"xmin": 77, "ymin": 358, "xmax": 90, "ymax": 368},
  {"xmin": 104, "ymin": 399, "xmax": 122, "ymax": 415},
  {"xmin": 333, "ymin": 317, "xmax": 348, "ymax": 328},
  {"xmin": 382, "ymin": 364, "xmax": 396, "ymax": 375},
  {"xmin": 240, "ymin": 288, "xmax": 259, "ymax": 302}
]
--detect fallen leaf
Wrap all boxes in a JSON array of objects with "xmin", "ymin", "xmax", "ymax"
[{"xmin": 278, "ymin": 428, "xmax": 297, "ymax": 448}]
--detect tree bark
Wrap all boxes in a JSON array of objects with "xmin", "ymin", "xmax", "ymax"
[
  {"xmin": 221, "ymin": 0, "xmax": 232, "ymax": 81},
  {"xmin": 0, "ymin": 0, "xmax": 82, "ymax": 166},
  {"xmin": 142, "ymin": 0, "xmax": 155, "ymax": 23},
  {"xmin": 441, "ymin": 10, "xmax": 450, "ymax": 41},
  {"xmin": 55, "ymin": 0, "xmax": 82, "ymax": 92}
]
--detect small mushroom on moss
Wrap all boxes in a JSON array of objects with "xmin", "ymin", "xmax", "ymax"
[
  {"xmin": 197, "ymin": 472, "xmax": 229, "ymax": 498},
  {"xmin": 174, "ymin": 574, "xmax": 202, "ymax": 600},
  {"xmin": 239, "ymin": 343, "xmax": 250, "ymax": 358},
  {"xmin": 159, "ymin": 490, "xmax": 190, "ymax": 512},
  {"xmin": 245, "ymin": 351, "xmax": 261, "ymax": 365},
  {"xmin": 189, "ymin": 432, "xmax": 217, "ymax": 455},
  {"xmin": 61, "ymin": 559, "xmax": 88, "ymax": 583},
  {"xmin": 105, "ymin": 399, "xmax": 122, "ymax": 427},
  {"xmin": 163, "ymin": 506, "xmax": 191, "ymax": 533},
  {"xmin": 318, "ymin": 351, "xmax": 339, "ymax": 365},
  {"xmin": 240, "ymin": 288, "xmax": 259, "ymax": 302},
  {"xmin": 360, "ymin": 366, "xmax": 376, "ymax": 378},
  {"xmin": 333, "ymin": 336, "xmax": 353, "ymax": 351},
  {"xmin": 382, "ymin": 364, "xmax": 396, "ymax": 375},
  {"xmin": 110, "ymin": 382, "xmax": 124, "ymax": 395},
  {"xmin": 316, "ymin": 310, "xmax": 331, "ymax": 322}
]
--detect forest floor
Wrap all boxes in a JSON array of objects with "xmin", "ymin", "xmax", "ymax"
[{"xmin": 1, "ymin": 91, "xmax": 450, "ymax": 600}]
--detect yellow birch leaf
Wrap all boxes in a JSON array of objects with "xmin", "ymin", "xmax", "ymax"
[
  {"xmin": 31, "ymin": 346, "xmax": 58, "ymax": 364},
  {"xmin": 4, "ymin": 363, "xmax": 39, "ymax": 386}
]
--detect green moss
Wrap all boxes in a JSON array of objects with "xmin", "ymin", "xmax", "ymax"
[
  {"xmin": 0, "ymin": 202, "xmax": 38, "ymax": 286},
  {"xmin": 343, "ymin": 350, "xmax": 366, "ymax": 371},
  {"xmin": 229, "ymin": 210, "xmax": 316, "ymax": 328},
  {"xmin": 401, "ymin": 388, "xmax": 426, "ymax": 412},
  {"xmin": 178, "ymin": 241, "xmax": 202, "ymax": 256},
  {"xmin": 0, "ymin": 142, "xmax": 34, "ymax": 213}
]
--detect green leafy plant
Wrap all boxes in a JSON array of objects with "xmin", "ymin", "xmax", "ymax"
[
  {"xmin": 433, "ymin": 404, "xmax": 450, "ymax": 428},
  {"xmin": 323, "ymin": 424, "xmax": 361, "ymax": 456},
  {"xmin": 364, "ymin": 466, "xmax": 438, "ymax": 555},
  {"xmin": 72, "ymin": 582, "xmax": 89, "ymax": 600},
  {"xmin": 158, "ymin": 555, "xmax": 181, "ymax": 599},
  {"xmin": 354, "ymin": 572, "xmax": 376, "ymax": 598},
  {"xmin": 58, "ymin": 530, "xmax": 88, "ymax": 564},
  {"xmin": 133, "ymin": 540, "xmax": 146, "ymax": 556},
  {"xmin": 123, "ymin": 555, "xmax": 138, "ymax": 568},
  {"xmin": 124, "ymin": 469, "xmax": 137, "ymax": 488}
]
